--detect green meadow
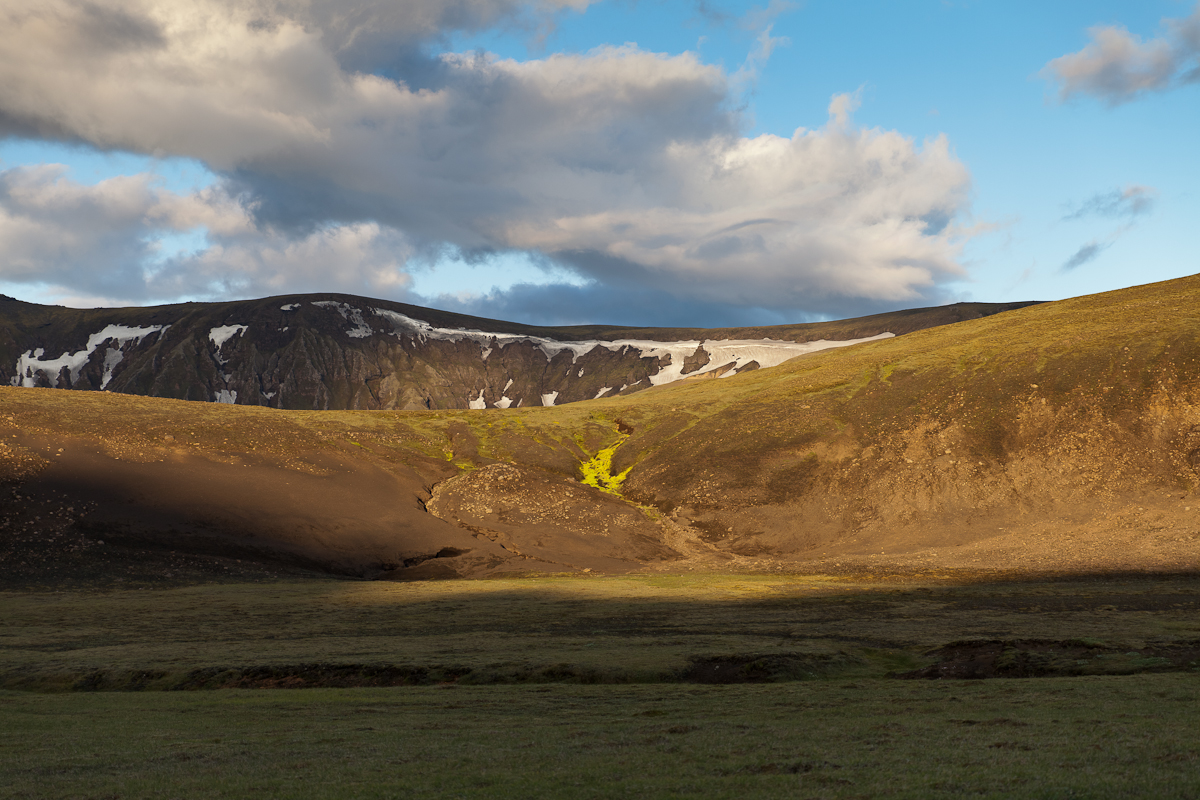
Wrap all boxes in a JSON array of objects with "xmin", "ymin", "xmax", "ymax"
[
  {"xmin": 3, "ymin": 573, "xmax": 1200, "ymax": 798},
  {"xmin": 4, "ymin": 677, "xmax": 1200, "ymax": 799}
]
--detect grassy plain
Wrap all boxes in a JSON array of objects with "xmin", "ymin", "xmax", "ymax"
[
  {"xmin": 3, "ymin": 573, "xmax": 1200, "ymax": 798},
  {"xmin": 5, "ymin": 676, "xmax": 1200, "ymax": 799},
  {"xmin": 4, "ymin": 573, "xmax": 1200, "ymax": 688}
]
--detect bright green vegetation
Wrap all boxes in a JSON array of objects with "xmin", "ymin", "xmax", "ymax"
[
  {"xmin": 578, "ymin": 434, "xmax": 633, "ymax": 495},
  {"xmin": 3, "ymin": 677, "xmax": 1200, "ymax": 799}
]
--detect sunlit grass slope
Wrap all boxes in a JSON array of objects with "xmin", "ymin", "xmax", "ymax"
[{"xmin": 2, "ymin": 274, "xmax": 1198, "ymax": 576}]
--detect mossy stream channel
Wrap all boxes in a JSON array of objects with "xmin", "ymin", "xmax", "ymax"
[{"xmin": 578, "ymin": 433, "xmax": 633, "ymax": 495}]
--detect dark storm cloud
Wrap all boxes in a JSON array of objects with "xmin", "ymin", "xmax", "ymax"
[{"xmin": 427, "ymin": 278, "xmax": 952, "ymax": 328}]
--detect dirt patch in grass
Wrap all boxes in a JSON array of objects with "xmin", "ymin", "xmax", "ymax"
[
  {"xmin": 3, "ymin": 657, "xmax": 856, "ymax": 691},
  {"xmin": 897, "ymin": 638, "xmax": 1200, "ymax": 679},
  {"xmin": 681, "ymin": 653, "xmax": 861, "ymax": 683}
]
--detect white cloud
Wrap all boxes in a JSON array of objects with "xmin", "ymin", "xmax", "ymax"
[
  {"xmin": 0, "ymin": 165, "xmax": 415, "ymax": 303},
  {"xmin": 504, "ymin": 94, "xmax": 969, "ymax": 309},
  {"xmin": 0, "ymin": 165, "xmax": 244, "ymax": 297},
  {"xmin": 152, "ymin": 222, "xmax": 417, "ymax": 300},
  {"xmin": 0, "ymin": 0, "xmax": 975, "ymax": 318},
  {"xmin": 1042, "ymin": 4, "xmax": 1200, "ymax": 104}
]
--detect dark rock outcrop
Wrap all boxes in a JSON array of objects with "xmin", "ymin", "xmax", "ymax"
[{"xmin": 1, "ymin": 293, "xmax": 1035, "ymax": 410}]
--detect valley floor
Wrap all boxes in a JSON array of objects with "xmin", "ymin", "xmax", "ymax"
[
  {"xmin": 4, "ymin": 676, "xmax": 1200, "ymax": 800},
  {"xmin": 2, "ymin": 572, "xmax": 1200, "ymax": 797}
]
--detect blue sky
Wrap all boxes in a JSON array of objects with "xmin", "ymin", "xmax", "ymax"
[{"xmin": 0, "ymin": 0, "xmax": 1195, "ymax": 325}]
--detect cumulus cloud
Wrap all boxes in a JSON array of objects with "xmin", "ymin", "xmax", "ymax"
[
  {"xmin": 0, "ymin": 165, "xmax": 416, "ymax": 303},
  {"xmin": 1042, "ymin": 4, "xmax": 1200, "ymax": 104},
  {"xmin": 0, "ymin": 0, "xmax": 975, "ymax": 321},
  {"xmin": 151, "ymin": 222, "xmax": 418, "ymax": 301},
  {"xmin": 0, "ymin": 165, "xmax": 244, "ymax": 300},
  {"xmin": 502, "ymin": 99, "xmax": 970, "ymax": 311}
]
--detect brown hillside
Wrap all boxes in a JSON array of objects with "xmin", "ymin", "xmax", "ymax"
[{"xmin": 1, "ymin": 276, "xmax": 1197, "ymax": 584}]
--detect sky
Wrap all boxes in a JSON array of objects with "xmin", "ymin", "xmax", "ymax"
[{"xmin": 0, "ymin": 0, "xmax": 1196, "ymax": 327}]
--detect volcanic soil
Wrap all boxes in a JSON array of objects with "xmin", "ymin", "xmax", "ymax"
[{"xmin": 2, "ymin": 274, "xmax": 1200, "ymax": 587}]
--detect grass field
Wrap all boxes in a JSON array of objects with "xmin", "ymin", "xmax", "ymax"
[
  {"xmin": 4, "ymin": 676, "xmax": 1200, "ymax": 799},
  {"xmin": 4, "ymin": 573, "xmax": 1200, "ymax": 688},
  {"xmin": 3, "ymin": 573, "xmax": 1200, "ymax": 797}
]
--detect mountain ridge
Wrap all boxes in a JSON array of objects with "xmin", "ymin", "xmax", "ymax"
[{"xmin": 0, "ymin": 293, "xmax": 1036, "ymax": 411}]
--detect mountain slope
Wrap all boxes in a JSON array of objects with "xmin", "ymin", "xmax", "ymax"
[
  {"xmin": 0, "ymin": 294, "xmax": 1034, "ymax": 411},
  {"xmin": 2, "ymin": 276, "xmax": 1197, "ymax": 584},
  {"xmin": 610, "ymin": 273, "xmax": 1200, "ymax": 570}
]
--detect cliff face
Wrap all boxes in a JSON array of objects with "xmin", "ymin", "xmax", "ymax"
[{"xmin": 0, "ymin": 293, "xmax": 1035, "ymax": 410}]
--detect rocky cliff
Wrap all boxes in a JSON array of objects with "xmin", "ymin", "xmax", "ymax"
[{"xmin": 1, "ymin": 293, "xmax": 1035, "ymax": 410}]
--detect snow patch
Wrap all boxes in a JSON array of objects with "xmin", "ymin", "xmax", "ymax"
[
  {"xmin": 262, "ymin": 391, "xmax": 276, "ymax": 399},
  {"xmin": 503, "ymin": 378, "xmax": 513, "ymax": 392},
  {"xmin": 577, "ymin": 368, "xmax": 585, "ymax": 377},
  {"xmin": 370, "ymin": 306, "xmax": 894, "ymax": 389},
  {"xmin": 101, "ymin": 347, "xmax": 125, "ymax": 389},
  {"xmin": 468, "ymin": 389, "xmax": 487, "ymax": 410},
  {"xmin": 214, "ymin": 389, "xmax": 237, "ymax": 404},
  {"xmin": 495, "ymin": 396, "xmax": 513, "ymax": 409},
  {"xmin": 371, "ymin": 308, "xmax": 596, "ymax": 362},
  {"xmin": 611, "ymin": 334, "xmax": 897, "ymax": 387},
  {"xmin": 594, "ymin": 387, "xmax": 612, "ymax": 399},
  {"xmin": 208, "ymin": 324, "xmax": 248, "ymax": 350},
  {"xmin": 208, "ymin": 325, "xmax": 248, "ymax": 368},
  {"xmin": 12, "ymin": 324, "xmax": 167, "ymax": 388},
  {"xmin": 541, "ymin": 391, "xmax": 559, "ymax": 407},
  {"xmin": 313, "ymin": 301, "xmax": 372, "ymax": 338},
  {"xmin": 280, "ymin": 303, "xmax": 300, "ymax": 311}
]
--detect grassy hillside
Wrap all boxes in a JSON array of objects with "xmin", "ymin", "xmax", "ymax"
[
  {"xmin": 607, "ymin": 273, "xmax": 1200, "ymax": 567},
  {"xmin": 1, "ymin": 275, "xmax": 1198, "ymax": 579}
]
